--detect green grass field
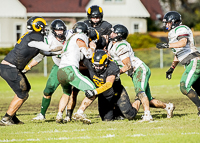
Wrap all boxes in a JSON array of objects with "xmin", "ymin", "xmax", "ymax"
[{"xmin": 0, "ymin": 66, "xmax": 200, "ymax": 143}]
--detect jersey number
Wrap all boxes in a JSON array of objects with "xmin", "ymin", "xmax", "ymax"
[{"xmin": 17, "ymin": 32, "xmax": 29, "ymax": 44}]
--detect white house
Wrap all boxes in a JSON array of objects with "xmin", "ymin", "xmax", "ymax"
[{"xmin": 0, "ymin": 0, "xmax": 150, "ymax": 48}]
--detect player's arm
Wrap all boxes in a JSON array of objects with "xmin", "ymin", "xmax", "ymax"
[
  {"xmin": 166, "ymin": 56, "xmax": 179, "ymax": 80},
  {"xmin": 120, "ymin": 57, "xmax": 132, "ymax": 74},
  {"xmin": 169, "ymin": 38, "xmax": 187, "ymax": 48},
  {"xmin": 85, "ymin": 75, "xmax": 115, "ymax": 98},
  {"xmin": 28, "ymin": 41, "xmax": 63, "ymax": 52},
  {"xmin": 77, "ymin": 38, "xmax": 93, "ymax": 59}
]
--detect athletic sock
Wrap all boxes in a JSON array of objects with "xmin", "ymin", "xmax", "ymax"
[
  {"xmin": 40, "ymin": 97, "xmax": 51, "ymax": 116},
  {"xmin": 66, "ymin": 109, "xmax": 74, "ymax": 119},
  {"xmin": 186, "ymin": 89, "xmax": 200, "ymax": 107},
  {"xmin": 77, "ymin": 109, "xmax": 84, "ymax": 114}
]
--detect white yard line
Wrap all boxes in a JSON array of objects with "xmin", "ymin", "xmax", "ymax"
[{"xmin": 1, "ymin": 132, "xmax": 200, "ymax": 142}]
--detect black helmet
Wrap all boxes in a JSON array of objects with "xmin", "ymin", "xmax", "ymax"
[
  {"xmin": 27, "ymin": 16, "xmax": 42, "ymax": 30},
  {"xmin": 163, "ymin": 11, "xmax": 182, "ymax": 31},
  {"xmin": 87, "ymin": 5, "xmax": 103, "ymax": 26},
  {"xmin": 91, "ymin": 49, "xmax": 108, "ymax": 74},
  {"xmin": 88, "ymin": 27, "xmax": 99, "ymax": 43},
  {"xmin": 50, "ymin": 19, "xmax": 67, "ymax": 40},
  {"xmin": 27, "ymin": 16, "xmax": 48, "ymax": 35},
  {"xmin": 72, "ymin": 22, "xmax": 88, "ymax": 35},
  {"xmin": 110, "ymin": 24, "xmax": 129, "ymax": 42}
]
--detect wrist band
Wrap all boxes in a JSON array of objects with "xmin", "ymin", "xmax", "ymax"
[{"xmin": 171, "ymin": 66, "xmax": 175, "ymax": 69}]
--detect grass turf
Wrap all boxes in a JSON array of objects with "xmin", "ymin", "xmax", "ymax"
[{"xmin": 0, "ymin": 66, "xmax": 200, "ymax": 143}]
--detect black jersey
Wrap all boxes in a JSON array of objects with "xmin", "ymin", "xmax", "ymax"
[
  {"xmin": 4, "ymin": 31, "xmax": 44, "ymax": 70},
  {"xmin": 83, "ymin": 58, "xmax": 123, "ymax": 97},
  {"xmin": 84, "ymin": 20, "xmax": 112, "ymax": 36}
]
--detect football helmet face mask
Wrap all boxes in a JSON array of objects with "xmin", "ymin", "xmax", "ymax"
[
  {"xmin": 91, "ymin": 49, "xmax": 108, "ymax": 74},
  {"xmin": 87, "ymin": 5, "xmax": 103, "ymax": 26},
  {"xmin": 109, "ymin": 24, "xmax": 129, "ymax": 42},
  {"xmin": 88, "ymin": 27, "xmax": 99, "ymax": 43},
  {"xmin": 72, "ymin": 22, "xmax": 88, "ymax": 35},
  {"xmin": 50, "ymin": 19, "xmax": 67, "ymax": 40},
  {"xmin": 163, "ymin": 11, "xmax": 182, "ymax": 31}
]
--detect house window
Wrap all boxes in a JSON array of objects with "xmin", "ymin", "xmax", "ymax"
[
  {"xmin": 16, "ymin": 25, "xmax": 22, "ymax": 41},
  {"xmin": 133, "ymin": 24, "xmax": 139, "ymax": 33}
]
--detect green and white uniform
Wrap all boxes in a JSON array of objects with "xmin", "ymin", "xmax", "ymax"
[
  {"xmin": 58, "ymin": 33, "xmax": 96, "ymax": 95},
  {"xmin": 168, "ymin": 25, "xmax": 200, "ymax": 94},
  {"xmin": 107, "ymin": 40, "xmax": 153, "ymax": 101},
  {"xmin": 32, "ymin": 34, "xmax": 64, "ymax": 96}
]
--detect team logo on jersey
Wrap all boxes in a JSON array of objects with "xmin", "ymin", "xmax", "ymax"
[{"xmin": 93, "ymin": 75, "xmax": 104, "ymax": 87}]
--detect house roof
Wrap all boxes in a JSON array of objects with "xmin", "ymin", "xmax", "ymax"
[
  {"xmin": 0, "ymin": 0, "xmax": 26, "ymax": 18},
  {"xmin": 140, "ymin": 0, "xmax": 163, "ymax": 20},
  {"xmin": 19, "ymin": 0, "xmax": 90, "ymax": 13},
  {"xmin": 86, "ymin": 0, "xmax": 150, "ymax": 18}
]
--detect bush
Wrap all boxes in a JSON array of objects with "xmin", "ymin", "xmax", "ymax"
[
  {"xmin": 0, "ymin": 47, "xmax": 14, "ymax": 55},
  {"xmin": 127, "ymin": 33, "xmax": 160, "ymax": 49}
]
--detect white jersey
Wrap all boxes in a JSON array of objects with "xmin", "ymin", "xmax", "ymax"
[
  {"xmin": 59, "ymin": 33, "xmax": 89, "ymax": 69},
  {"xmin": 168, "ymin": 25, "xmax": 198, "ymax": 62},
  {"xmin": 47, "ymin": 34, "xmax": 64, "ymax": 66},
  {"xmin": 33, "ymin": 34, "xmax": 65, "ymax": 66},
  {"xmin": 107, "ymin": 40, "xmax": 143, "ymax": 74}
]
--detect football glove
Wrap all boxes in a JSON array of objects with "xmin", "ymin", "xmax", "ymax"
[
  {"xmin": 85, "ymin": 90, "xmax": 96, "ymax": 98},
  {"xmin": 22, "ymin": 65, "xmax": 31, "ymax": 74},
  {"xmin": 156, "ymin": 43, "xmax": 169, "ymax": 49},
  {"xmin": 166, "ymin": 67, "xmax": 174, "ymax": 80}
]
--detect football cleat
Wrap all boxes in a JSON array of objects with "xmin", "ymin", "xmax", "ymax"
[
  {"xmin": 72, "ymin": 112, "xmax": 91, "ymax": 124},
  {"xmin": 0, "ymin": 116, "xmax": 15, "ymax": 126},
  {"xmin": 32, "ymin": 113, "xmax": 45, "ymax": 121},
  {"xmin": 63, "ymin": 116, "xmax": 71, "ymax": 123},
  {"xmin": 56, "ymin": 113, "xmax": 63, "ymax": 123},
  {"xmin": 139, "ymin": 113, "xmax": 153, "ymax": 122},
  {"xmin": 165, "ymin": 103, "xmax": 175, "ymax": 118}
]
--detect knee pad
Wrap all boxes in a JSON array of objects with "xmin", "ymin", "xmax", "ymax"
[
  {"xmin": 122, "ymin": 107, "xmax": 137, "ymax": 120},
  {"xmin": 17, "ymin": 92, "xmax": 29, "ymax": 99},
  {"xmin": 180, "ymin": 81, "xmax": 188, "ymax": 95},
  {"xmin": 136, "ymin": 91, "xmax": 147, "ymax": 100}
]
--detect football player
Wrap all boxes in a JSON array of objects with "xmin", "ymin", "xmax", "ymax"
[
  {"xmin": 75, "ymin": 49, "xmax": 140, "ymax": 121},
  {"xmin": 84, "ymin": 5, "xmax": 112, "ymax": 37},
  {"xmin": 28, "ymin": 19, "xmax": 68, "ymax": 121},
  {"xmin": 107, "ymin": 24, "xmax": 175, "ymax": 121},
  {"xmin": 0, "ymin": 17, "xmax": 62, "ymax": 126},
  {"xmin": 56, "ymin": 22, "xmax": 97, "ymax": 123},
  {"xmin": 156, "ymin": 11, "xmax": 200, "ymax": 116}
]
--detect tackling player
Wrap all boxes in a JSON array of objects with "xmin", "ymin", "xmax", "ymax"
[
  {"xmin": 0, "ymin": 17, "xmax": 62, "ymax": 126},
  {"xmin": 81, "ymin": 49, "xmax": 140, "ymax": 121},
  {"xmin": 156, "ymin": 11, "xmax": 200, "ymax": 116}
]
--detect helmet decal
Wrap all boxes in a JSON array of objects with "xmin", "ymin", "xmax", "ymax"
[
  {"xmin": 32, "ymin": 18, "xmax": 47, "ymax": 32},
  {"xmin": 87, "ymin": 7, "xmax": 91, "ymax": 14},
  {"xmin": 99, "ymin": 54, "xmax": 108, "ymax": 64},
  {"xmin": 99, "ymin": 7, "xmax": 103, "ymax": 13}
]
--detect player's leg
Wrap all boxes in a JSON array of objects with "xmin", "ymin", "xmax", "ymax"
[
  {"xmin": 98, "ymin": 94, "xmax": 114, "ymax": 121},
  {"xmin": 64, "ymin": 87, "xmax": 79, "ymax": 123},
  {"xmin": 57, "ymin": 66, "xmax": 96, "ymax": 124},
  {"xmin": 32, "ymin": 64, "xmax": 60, "ymax": 120},
  {"xmin": 146, "ymin": 82, "xmax": 175, "ymax": 118},
  {"xmin": 0, "ymin": 65, "xmax": 30, "ymax": 126},
  {"xmin": 180, "ymin": 59, "xmax": 200, "ymax": 115},
  {"xmin": 116, "ymin": 87, "xmax": 138, "ymax": 120},
  {"xmin": 132, "ymin": 63, "xmax": 152, "ymax": 121}
]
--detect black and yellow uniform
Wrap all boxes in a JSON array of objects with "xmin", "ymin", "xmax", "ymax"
[
  {"xmin": 83, "ymin": 58, "xmax": 137, "ymax": 121},
  {"xmin": 0, "ymin": 31, "xmax": 44, "ymax": 99},
  {"xmin": 84, "ymin": 20, "xmax": 112, "ymax": 36}
]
